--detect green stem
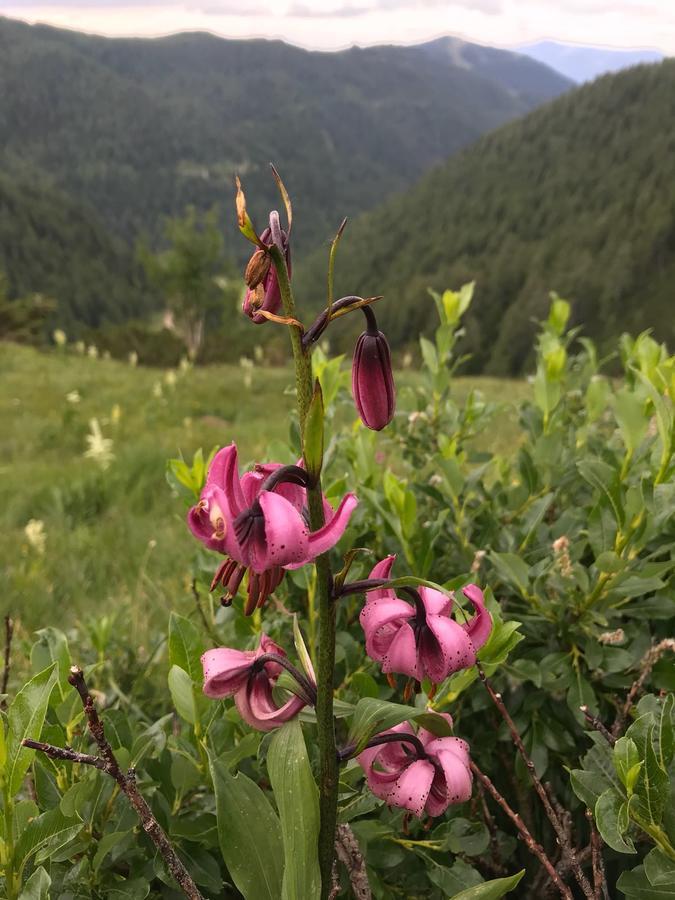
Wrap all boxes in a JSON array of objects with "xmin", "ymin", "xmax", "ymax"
[
  {"xmin": 3, "ymin": 785, "xmax": 16, "ymax": 899},
  {"xmin": 269, "ymin": 245, "xmax": 338, "ymax": 899}
]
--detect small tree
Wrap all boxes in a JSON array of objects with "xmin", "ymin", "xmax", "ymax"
[{"xmin": 139, "ymin": 207, "xmax": 235, "ymax": 358}]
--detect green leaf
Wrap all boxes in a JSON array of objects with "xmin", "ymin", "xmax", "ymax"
[
  {"xmin": 209, "ymin": 750, "xmax": 283, "ymax": 900},
  {"xmin": 644, "ymin": 848, "xmax": 675, "ymax": 888},
  {"xmin": 92, "ymin": 831, "xmax": 130, "ymax": 872},
  {"xmin": 18, "ymin": 866, "xmax": 51, "ymax": 900},
  {"xmin": 614, "ymin": 388, "xmax": 649, "ymax": 455},
  {"xmin": 634, "ymin": 724, "xmax": 668, "ymax": 826},
  {"xmin": 595, "ymin": 551, "xmax": 625, "ymax": 574},
  {"xmin": 614, "ymin": 737, "xmax": 641, "ymax": 793},
  {"xmin": 268, "ymin": 721, "xmax": 321, "ymax": 900},
  {"xmin": 420, "ymin": 336, "xmax": 439, "ymax": 374},
  {"xmin": 570, "ymin": 769, "xmax": 605, "ymax": 809},
  {"xmin": 450, "ymin": 870, "xmax": 526, "ymax": 899},
  {"xmin": 292, "ymin": 614, "xmax": 315, "ymax": 683},
  {"xmin": 347, "ymin": 698, "xmax": 451, "ymax": 754},
  {"xmin": 303, "ymin": 380, "xmax": 324, "ymax": 482},
  {"xmin": 567, "ymin": 674, "xmax": 598, "ymax": 723},
  {"xmin": 658, "ymin": 693, "xmax": 673, "ymax": 769},
  {"xmin": 489, "ymin": 552, "xmax": 530, "ymax": 597},
  {"xmin": 31, "ymin": 628, "xmax": 71, "ymax": 701},
  {"xmin": 14, "ymin": 806, "xmax": 83, "ymax": 877},
  {"xmin": 168, "ymin": 665, "xmax": 198, "ymax": 725},
  {"xmin": 618, "ymin": 864, "xmax": 675, "ymax": 897},
  {"xmin": 168, "ymin": 613, "xmax": 204, "ymax": 683},
  {"xmin": 577, "ymin": 458, "xmax": 624, "ymax": 527},
  {"xmin": 7, "ymin": 664, "xmax": 58, "ymax": 797},
  {"xmin": 440, "ymin": 818, "xmax": 490, "ymax": 856},
  {"xmin": 594, "ymin": 789, "xmax": 636, "ymax": 854}
]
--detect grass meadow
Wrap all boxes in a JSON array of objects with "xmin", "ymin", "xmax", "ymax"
[{"xmin": 1, "ymin": 342, "xmax": 528, "ymax": 679}]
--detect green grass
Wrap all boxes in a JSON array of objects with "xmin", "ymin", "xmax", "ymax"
[{"xmin": 1, "ymin": 343, "xmax": 528, "ymax": 664}]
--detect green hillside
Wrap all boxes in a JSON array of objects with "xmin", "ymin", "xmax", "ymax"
[
  {"xmin": 0, "ymin": 171, "xmax": 149, "ymax": 330},
  {"xmin": 295, "ymin": 61, "xmax": 675, "ymax": 374},
  {"xmin": 0, "ymin": 17, "xmax": 570, "ymax": 261}
]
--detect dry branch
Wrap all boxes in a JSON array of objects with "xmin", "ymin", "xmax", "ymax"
[{"xmin": 23, "ymin": 665, "xmax": 203, "ymax": 900}]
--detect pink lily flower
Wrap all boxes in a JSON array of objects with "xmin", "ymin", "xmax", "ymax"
[
  {"xmin": 357, "ymin": 717, "xmax": 472, "ymax": 818},
  {"xmin": 188, "ymin": 443, "xmax": 358, "ymax": 613},
  {"xmin": 359, "ymin": 556, "xmax": 492, "ymax": 683},
  {"xmin": 242, "ymin": 212, "xmax": 291, "ymax": 324},
  {"xmin": 201, "ymin": 633, "xmax": 313, "ymax": 732}
]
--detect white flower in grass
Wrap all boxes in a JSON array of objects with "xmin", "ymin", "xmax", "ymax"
[
  {"xmin": 164, "ymin": 370, "xmax": 177, "ymax": 388},
  {"xmin": 152, "ymin": 381, "xmax": 163, "ymax": 399},
  {"xmin": 87, "ymin": 344, "xmax": 99, "ymax": 359},
  {"xmin": 52, "ymin": 329, "xmax": 67, "ymax": 347},
  {"xmin": 66, "ymin": 390, "xmax": 81, "ymax": 405},
  {"xmin": 128, "ymin": 351, "xmax": 138, "ymax": 367},
  {"xmin": 75, "ymin": 341, "xmax": 86, "ymax": 355},
  {"xmin": 25, "ymin": 519, "xmax": 46, "ymax": 554},
  {"xmin": 84, "ymin": 418, "xmax": 114, "ymax": 470}
]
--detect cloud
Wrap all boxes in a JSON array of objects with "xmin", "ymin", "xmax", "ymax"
[{"xmin": 288, "ymin": 0, "xmax": 502, "ymax": 18}]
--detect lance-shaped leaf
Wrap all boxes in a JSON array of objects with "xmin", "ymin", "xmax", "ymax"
[
  {"xmin": 7, "ymin": 664, "xmax": 58, "ymax": 797},
  {"xmin": 450, "ymin": 870, "xmax": 526, "ymax": 899},
  {"xmin": 347, "ymin": 697, "xmax": 453, "ymax": 754},
  {"xmin": 270, "ymin": 164, "xmax": 293, "ymax": 236},
  {"xmin": 268, "ymin": 720, "xmax": 320, "ymax": 900},
  {"xmin": 15, "ymin": 807, "xmax": 83, "ymax": 878},
  {"xmin": 209, "ymin": 751, "xmax": 283, "ymax": 900},
  {"xmin": 303, "ymin": 380, "xmax": 324, "ymax": 483},
  {"xmin": 17, "ymin": 866, "xmax": 51, "ymax": 900},
  {"xmin": 595, "ymin": 789, "xmax": 636, "ymax": 854},
  {"xmin": 292, "ymin": 614, "xmax": 316, "ymax": 683}
]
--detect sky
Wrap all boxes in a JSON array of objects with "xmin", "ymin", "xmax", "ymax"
[{"xmin": 2, "ymin": 0, "xmax": 674, "ymax": 55}]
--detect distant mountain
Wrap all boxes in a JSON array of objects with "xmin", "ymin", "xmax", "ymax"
[
  {"xmin": 0, "ymin": 16, "xmax": 571, "ymax": 267},
  {"xmin": 0, "ymin": 170, "xmax": 148, "ymax": 331},
  {"xmin": 518, "ymin": 40, "xmax": 664, "ymax": 83},
  {"xmin": 295, "ymin": 61, "xmax": 675, "ymax": 374}
]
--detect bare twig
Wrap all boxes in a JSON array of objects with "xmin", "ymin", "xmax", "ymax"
[
  {"xmin": 586, "ymin": 809, "xmax": 608, "ymax": 900},
  {"xmin": 1, "ymin": 614, "xmax": 14, "ymax": 705},
  {"xmin": 24, "ymin": 666, "xmax": 203, "ymax": 900},
  {"xmin": 470, "ymin": 761, "xmax": 573, "ymax": 900},
  {"xmin": 475, "ymin": 777, "xmax": 506, "ymax": 874},
  {"xmin": 476, "ymin": 663, "xmax": 594, "ymax": 899},
  {"xmin": 612, "ymin": 638, "xmax": 675, "ymax": 738},
  {"xmin": 580, "ymin": 706, "xmax": 616, "ymax": 746},
  {"xmin": 334, "ymin": 824, "xmax": 371, "ymax": 900}
]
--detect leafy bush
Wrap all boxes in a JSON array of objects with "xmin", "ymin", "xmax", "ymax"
[{"xmin": 0, "ymin": 285, "xmax": 672, "ymax": 899}]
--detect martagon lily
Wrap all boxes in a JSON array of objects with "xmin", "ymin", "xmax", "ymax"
[
  {"xmin": 359, "ymin": 556, "xmax": 492, "ymax": 683},
  {"xmin": 188, "ymin": 443, "xmax": 358, "ymax": 613},
  {"xmin": 201, "ymin": 633, "xmax": 315, "ymax": 731},
  {"xmin": 357, "ymin": 716, "xmax": 472, "ymax": 818}
]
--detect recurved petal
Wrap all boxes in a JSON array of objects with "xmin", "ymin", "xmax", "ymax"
[
  {"xmin": 363, "ymin": 554, "xmax": 397, "ymax": 602},
  {"xmin": 206, "ymin": 444, "xmax": 246, "ymax": 515},
  {"xmin": 305, "ymin": 492, "xmax": 358, "ymax": 559},
  {"xmin": 418, "ymin": 585, "xmax": 453, "ymax": 617},
  {"xmin": 201, "ymin": 647, "xmax": 256, "ymax": 698},
  {"xmin": 385, "ymin": 759, "xmax": 435, "ymax": 817},
  {"xmin": 417, "ymin": 712, "xmax": 454, "ymax": 748},
  {"xmin": 380, "ymin": 621, "xmax": 421, "ymax": 679},
  {"xmin": 432, "ymin": 745, "xmax": 473, "ymax": 805},
  {"xmin": 460, "ymin": 584, "xmax": 493, "ymax": 651},
  {"xmin": 256, "ymin": 490, "xmax": 309, "ymax": 571},
  {"xmin": 360, "ymin": 596, "xmax": 414, "ymax": 649},
  {"xmin": 420, "ymin": 615, "xmax": 475, "ymax": 683},
  {"xmin": 235, "ymin": 671, "xmax": 306, "ymax": 731}
]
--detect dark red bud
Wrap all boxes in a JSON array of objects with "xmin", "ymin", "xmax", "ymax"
[{"xmin": 351, "ymin": 309, "xmax": 395, "ymax": 431}]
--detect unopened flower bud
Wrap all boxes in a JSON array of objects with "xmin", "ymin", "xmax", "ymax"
[{"xmin": 352, "ymin": 308, "xmax": 395, "ymax": 431}]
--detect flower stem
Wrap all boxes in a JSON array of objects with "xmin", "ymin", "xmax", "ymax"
[{"xmin": 269, "ymin": 244, "xmax": 338, "ymax": 900}]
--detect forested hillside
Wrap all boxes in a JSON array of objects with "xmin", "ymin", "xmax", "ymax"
[
  {"xmin": 0, "ymin": 17, "xmax": 570, "ymax": 261},
  {"xmin": 0, "ymin": 172, "xmax": 149, "ymax": 329},
  {"xmin": 296, "ymin": 61, "xmax": 675, "ymax": 374}
]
